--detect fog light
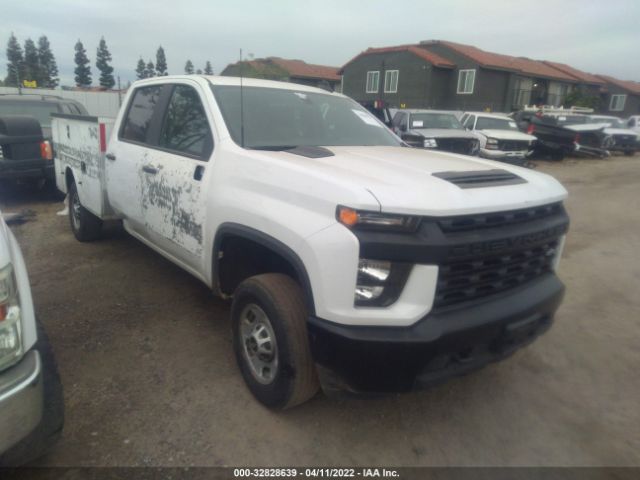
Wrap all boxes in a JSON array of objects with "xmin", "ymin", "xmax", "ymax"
[
  {"xmin": 354, "ymin": 259, "xmax": 412, "ymax": 307},
  {"xmin": 355, "ymin": 286, "xmax": 384, "ymax": 301}
]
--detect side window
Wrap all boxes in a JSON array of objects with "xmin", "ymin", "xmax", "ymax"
[
  {"xmin": 159, "ymin": 85, "xmax": 213, "ymax": 158},
  {"xmin": 121, "ymin": 85, "xmax": 163, "ymax": 143},
  {"xmin": 391, "ymin": 112, "xmax": 403, "ymax": 128},
  {"xmin": 463, "ymin": 115, "xmax": 476, "ymax": 129}
]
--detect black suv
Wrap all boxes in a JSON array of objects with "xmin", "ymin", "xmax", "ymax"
[{"xmin": 0, "ymin": 94, "xmax": 88, "ymax": 185}]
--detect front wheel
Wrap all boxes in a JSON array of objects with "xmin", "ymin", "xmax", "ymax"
[
  {"xmin": 232, "ymin": 273, "xmax": 319, "ymax": 409},
  {"xmin": 68, "ymin": 181, "xmax": 103, "ymax": 242}
]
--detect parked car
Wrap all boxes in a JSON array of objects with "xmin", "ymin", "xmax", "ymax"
[
  {"xmin": 628, "ymin": 115, "xmax": 640, "ymax": 135},
  {"xmin": 0, "ymin": 211, "xmax": 64, "ymax": 465},
  {"xmin": 0, "ymin": 94, "xmax": 87, "ymax": 139},
  {"xmin": 586, "ymin": 115, "xmax": 638, "ymax": 155},
  {"xmin": 542, "ymin": 112, "xmax": 637, "ymax": 156},
  {"xmin": 460, "ymin": 112, "xmax": 536, "ymax": 165},
  {"xmin": 391, "ymin": 110, "xmax": 479, "ymax": 156},
  {"xmin": 510, "ymin": 110, "xmax": 607, "ymax": 160},
  {"xmin": 0, "ymin": 116, "xmax": 55, "ymax": 186},
  {"xmin": 53, "ymin": 76, "xmax": 569, "ymax": 409}
]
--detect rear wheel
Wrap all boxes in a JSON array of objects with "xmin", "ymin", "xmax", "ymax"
[
  {"xmin": 68, "ymin": 181, "xmax": 102, "ymax": 242},
  {"xmin": 624, "ymin": 150, "xmax": 635, "ymax": 156},
  {"xmin": 232, "ymin": 273, "xmax": 319, "ymax": 409}
]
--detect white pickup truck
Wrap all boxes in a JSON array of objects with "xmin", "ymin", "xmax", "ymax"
[
  {"xmin": 52, "ymin": 75, "xmax": 570, "ymax": 409},
  {"xmin": 0, "ymin": 212, "xmax": 63, "ymax": 465}
]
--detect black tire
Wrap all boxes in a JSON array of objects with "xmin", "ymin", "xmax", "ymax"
[
  {"xmin": 624, "ymin": 150, "xmax": 635, "ymax": 156},
  {"xmin": 232, "ymin": 273, "xmax": 319, "ymax": 409},
  {"xmin": 68, "ymin": 181, "xmax": 102, "ymax": 242},
  {"xmin": 0, "ymin": 317, "xmax": 64, "ymax": 466}
]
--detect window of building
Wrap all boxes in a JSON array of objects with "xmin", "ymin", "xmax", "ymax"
[
  {"xmin": 366, "ymin": 71, "xmax": 380, "ymax": 93},
  {"xmin": 609, "ymin": 94, "xmax": 627, "ymax": 112},
  {"xmin": 384, "ymin": 70, "xmax": 399, "ymax": 93},
  {"xmin": 457, "ymin": 69, "xmax": 476, "ymax": 94}
]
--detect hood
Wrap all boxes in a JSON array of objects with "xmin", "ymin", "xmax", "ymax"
[
  {"xmin": 477, "ymin": 129, "xmax": 536, "ymax": 141},
  {"xmin": 603, "ymin": 127, "xmax": 638, "ymax": 136},
  {"xmin": 409, "ymin": 128, "xmax": 477, "ymax": 140},
  {"xmin": 258, "ymin": 146, "xmax": 567, "ymax": 216}
]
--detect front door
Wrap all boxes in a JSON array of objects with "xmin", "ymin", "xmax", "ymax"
[{"xmin": 139, "ymin": 83, "xmax": 214, "ymax": 269}]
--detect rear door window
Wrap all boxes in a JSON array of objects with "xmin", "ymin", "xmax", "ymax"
[
  {"xmin": 158, "ymin": 85, "xmax": 213, "ymax": 159},
  {"xmin": 121, "ymin": 85, "xmax": 163, "ymax": 144}
]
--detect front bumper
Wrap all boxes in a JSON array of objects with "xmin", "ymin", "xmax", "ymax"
[
  {"xmin": 480, "ymin": 148, "xmax": 530, "ymax": 159},
  {"xmin": 0, "ymin": 159, "xmax": 55, "ymax": 180},
  {"xmin": 308, "ymin": 273, "xmax": 564, "ymax": 394},
  {"xmin": 0, "ymin": 351, "xmax": 44, "ymax": 453}
]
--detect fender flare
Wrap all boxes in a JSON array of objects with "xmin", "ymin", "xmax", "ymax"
[{"xmin": 212, "ymin": 223, "xmax": 316, "ymax": 315}]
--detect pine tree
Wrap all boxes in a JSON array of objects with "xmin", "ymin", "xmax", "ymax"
[
  {"xmin": 38, "ymin": 36, "xmax": 59, "ymax": 88},
  {"xmin": 204, "ymin": 61, "xmax": 213, "ymax": 75},
  {"xmin": 145, "ymin": 60, "xmax": 155, "ymax": 78},
  {"xmin": 135, "ymin": 58, "xmax": 146, "ymax": 79},
  {"xmin": 184, "ymin": 59, "xmax": 194, "ymax": 75},
  {"xmin": 5, "ymin": 33, "xmax": 24, "ymax": 87},
  {"xmin": 95, "ymin": 37, "xmax": 115, "ymax": 89},
  {"xmin": 74, "ymin": 40, "xmax": 92, "ymax": 87},
  {"xmin": 156, "ymin": 46, "xmax": 167, "ymax": 76},
  {"xmin": 23, "ymin": 38, "xmax": 41, "ymax": 85}
]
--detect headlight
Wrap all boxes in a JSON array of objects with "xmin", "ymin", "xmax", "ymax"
[
  {"xmin": 355, "ymin": 259, "xmax": 412, "ymax": 307},
  {"xmin": 485, "ymin": 137, "xmax": 499, "ymax": 150},
  {"xmin": 337, "ymin": 206, "xmax": 420, "ymax": 233},
  {"xmin": 0, "ymin": 264, "xmax": 22, "ymax": 371},
  {"xmin": 423, "ymin": 138, "xmax": 438, "ymax": 148}
]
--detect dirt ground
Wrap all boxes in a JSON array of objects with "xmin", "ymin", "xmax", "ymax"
[{"xmin": 1, "ymin": 155, "xmax": 639, "ymax": 467}]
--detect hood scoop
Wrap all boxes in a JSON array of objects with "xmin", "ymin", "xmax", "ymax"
[
  {"xmin": 284, "ymin": 146, "xmax": 335, "ymax": 158},
  {"xmin": 432, "ymin": 169, "xmax": 526, "ymax": 189}
]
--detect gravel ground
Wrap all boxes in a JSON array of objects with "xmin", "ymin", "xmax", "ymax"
[{"xmin": 1, "ymin": 155, "xmax": 639, "ymax": 467}]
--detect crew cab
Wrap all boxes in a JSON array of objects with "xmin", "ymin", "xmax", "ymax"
[
  {"xmin": 391, "ymin": 110, "xmax": 479, "ymax": 156},
  {"xmin": 0, "ymin": 211, "xmax": 64, "ymax": 465},
  {"xmin": 460, "ymin": 112, "xmax": 536, "ymax": 165},
  {"xmin": 52, "ymin": 76, "xmax": 569, "ymax": 409}
]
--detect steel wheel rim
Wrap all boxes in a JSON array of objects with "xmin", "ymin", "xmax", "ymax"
[
  {"xmin": 71, "ymin": 191, "xmax": 81, "ymax": 230},
  {"xmin": 239, "ymin": 303, "xmax": 278, "ymax": 385}
]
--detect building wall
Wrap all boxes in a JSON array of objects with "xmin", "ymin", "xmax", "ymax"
[
  {"xmin": 342, "ymin": 51, "xmax": 434, "ymax": 108},
  {"xmin": 601, "ymin": 84, "xmax": 640, "ymax": 117},
  {"xmin": 0, "ymin": 86, "xmax": 122, "ymax": 117},
  {"xmin": 421, "ymin": 44, "xmax": 511, "ymax": 112}
]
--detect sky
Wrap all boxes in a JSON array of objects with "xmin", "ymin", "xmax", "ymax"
[{"xmin": 1, "ymin": 0, "xmax": 639, "ymax": 87}]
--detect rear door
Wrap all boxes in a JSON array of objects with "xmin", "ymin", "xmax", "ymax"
[
  {"xmin": 106, "ymin": 84, "xmax": 167, "ymax": 234},
  {"xmin": 138, "ymin": 81, "xmax": 214, "ymax": 269}
]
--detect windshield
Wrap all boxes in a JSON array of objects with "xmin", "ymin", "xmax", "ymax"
[
  {"xmin": 210, "ymin": 85, "xmax": 401, "ymax": 149},
  {"xmin": 551, "ymin": 115, "xmax": 588, "ymax": 126},
  {"xmin": 475, "ymin": 117, "xmax": 519, "ymax": 131},
  {"xmin": 409, "ymin": 113, "xmax": 462, "ymax": 130},
  {"xmin": 588, "ymin": 116, "xmax": 625, "ymax": 128},
  {"xmin": 0, "ymin": 101, "xmax": 59, "ymax": 128}
]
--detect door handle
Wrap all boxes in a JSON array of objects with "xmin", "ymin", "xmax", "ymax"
[
  {"xmin": 142, "ymin": 165, "xmax": 159, "ymax": 175},
  {"xmin": 106, "ymin": 153, "xmax": 116, "ymax": 161},
  {"xmin": 194, "ymin": 165, "xmax": 205, "ymax": 181}
]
